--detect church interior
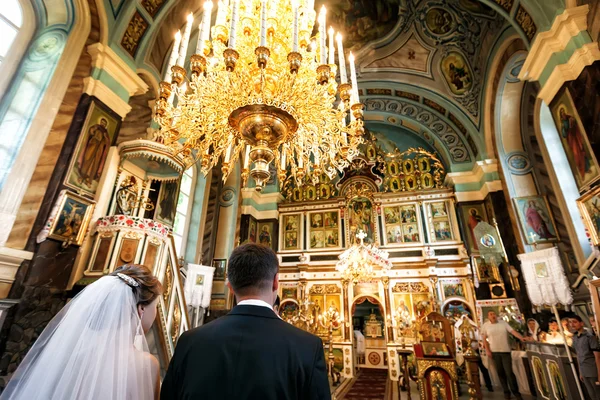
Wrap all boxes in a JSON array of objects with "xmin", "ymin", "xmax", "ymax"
[{"xmin": 1, "ymin": 0, "xmax": 600, "ymax": 398}]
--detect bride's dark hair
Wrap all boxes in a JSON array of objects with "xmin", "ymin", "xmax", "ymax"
[{"xmin": 110, "ymin": 264, "xmax": 163, "ymax": 306}]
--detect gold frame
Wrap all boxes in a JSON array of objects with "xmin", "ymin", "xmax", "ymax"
[
  {"xmin": 307, "ymin": 209, "xmax": 341, "ymax": 250},
  {"xmin": 577, "ymin": 185, "xmax": 600, "ymax": 246},
  {"xmin": 48, "ymin": 191, "xmax": 95, "ymax": 246}
]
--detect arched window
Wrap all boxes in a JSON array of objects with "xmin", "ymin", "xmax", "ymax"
[
  {"xmin": 0, "ymin": 0, "xmax": 33, "ymax": 99},
  {"xmin": 173, "ymin": 167, "xmax": 195, "ymax": 255},
  {"xmin": 0, "ymin": 0, "xmax": 22, "ymax": 66}
]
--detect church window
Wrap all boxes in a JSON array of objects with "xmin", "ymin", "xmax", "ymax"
[{"xmin": 0, "ymin": 0, "xmax": 23, "ymax": 67}]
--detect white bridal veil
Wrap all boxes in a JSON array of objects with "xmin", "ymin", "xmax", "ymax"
[{"xmin": 1, "ymin": 276, "xmax": 155, "ymax": 400}]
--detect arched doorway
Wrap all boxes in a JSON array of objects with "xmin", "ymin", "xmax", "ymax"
[{"xmin": 351, "ymin": 296, "xmax": 387, "ymax": 370}]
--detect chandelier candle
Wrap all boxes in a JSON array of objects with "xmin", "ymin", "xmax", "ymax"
[
  {"xmin": 177, "ymin": 14, "xmax": 194, "ymax": 67},
  {"xmin": 349, "ymin": 52, "xmax": 358, "ymax": 103},
  {"xmin": 196, "ymin": 1, "xmax": 213, "ymax": 55},
  {"xmin": 229, "ymin": 0, "xmax": 240, "ymax": 48},
  {"xmin": 336, "ymin": 33, "xmax": 347, "ymax": 84},
  {"xmin": 328, "ymin": 27, "xmax": 335, "ymax": 65},
  {"xmin": 164, "ymin": 30, "xmax": 181, "ymax": 82},
  {"xmin": 154, "ymin": 0, "xmax": 365, "ymax": 191},
  {"xmin": 318, "ymin": 6, "xmax": 326, "ymax": 65}
]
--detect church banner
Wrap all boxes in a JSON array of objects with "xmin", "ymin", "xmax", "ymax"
[{"xmin": 517, "ymin": 247, "xmax": 572, "ymax": 307}]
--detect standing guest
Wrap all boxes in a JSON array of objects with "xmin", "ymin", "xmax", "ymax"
[
  {"xmin": 482, "ymin": 310, "xmax": 530, "ymax": 400},
  {"xmin": 1, "ymin": 265, "xmax": 162, "ymax": 400},
  {"xmin": 526, "ymin": 318, "xmax": 545, "ymax": 342},
  {"xmin": 570, "ymin": 315, "xmax": 600, "ymax": 400},
  {"xmin": 161, "ymin": 243, "xmax": 331, "ymax": 400},
  {"xmin": 544, "ymin": 319, "xmax": 566, "ymax": 345},
  {"xmin": 562, "ymin": 317, "xmax": 574, "ymax": 346},
  {"xmin": 591, "ymin": 316, "xmax": 598, "ymax": 336}
]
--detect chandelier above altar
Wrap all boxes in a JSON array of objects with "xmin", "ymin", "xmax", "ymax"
[
  {"xmin": 336, "ymin": 231, "xmax": 392, "ymax": 284},
  {"xmin": 154, "ymin": 0, "xmax": 365, "ymax": 191}
]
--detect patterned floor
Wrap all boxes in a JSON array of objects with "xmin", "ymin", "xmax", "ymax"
[{"xmin": 342, "ymin": 369, "xmax": 388, "ymax": 400}]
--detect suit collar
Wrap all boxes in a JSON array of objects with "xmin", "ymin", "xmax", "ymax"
[{"xmin": 229, "ymin": 304, "xmax": 280, "ymax": 319}]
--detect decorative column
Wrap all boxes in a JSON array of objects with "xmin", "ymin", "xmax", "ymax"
[
  {"xmin": 342, "ymin": 279, "xmax": 350, "ymax": 341},
  {"xmin": 381, "ymin": 276, "xmax": 394, "ymax": 342},
  {"xmin": 464, "ymin": 354, "xmax": 482, "ymax": 400}
]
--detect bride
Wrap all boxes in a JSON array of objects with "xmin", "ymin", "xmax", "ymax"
[{"xmin": 1, "ymin": 264, "xmax": 163, "ymax": 399}]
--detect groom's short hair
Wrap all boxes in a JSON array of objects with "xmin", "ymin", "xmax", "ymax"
[{"xmin": 227, "ymin": 243, "xmax": 279, "ymax": 296}]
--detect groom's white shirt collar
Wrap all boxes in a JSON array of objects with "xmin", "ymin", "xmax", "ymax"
[
  {"xmin": 237, "ymin": 299, "xmax": 282, "ymax": 319},
  {"xmin": 237, "ymin": 299, "xmax": 274, "ymax": 310}
]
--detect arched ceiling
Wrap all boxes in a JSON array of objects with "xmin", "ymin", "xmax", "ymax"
[{"xmin": 103, "ymin": 0, "xmax": 566, "ymax": 170}]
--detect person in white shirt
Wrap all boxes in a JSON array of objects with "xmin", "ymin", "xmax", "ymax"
[{"xmin": 481, "ymin": 310, "xmax": 530, "ymax": 400}]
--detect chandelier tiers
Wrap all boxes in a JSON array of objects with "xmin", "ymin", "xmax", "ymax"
[
  {"xmin": 154, "ymin": 0, "xmax": 365, "ymax": 191},
  {"xmin": 336, "ymin": 230, "xmax": 392, "ymax": 284}
]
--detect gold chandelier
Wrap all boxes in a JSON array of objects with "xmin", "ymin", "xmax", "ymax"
[
  {"xmin": 154, "ymin": 0, "xmax": 364, "ymax": 191},
  {"xmin": 336, "ymin": 231, "xmax": 392, "ymax": 284}
]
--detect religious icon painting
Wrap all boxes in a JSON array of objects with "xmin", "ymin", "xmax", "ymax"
[
  {"xmin": 310, "ymin": 212, "xmax": 324, "ymax": 229},
  {"xmin": 388, "ymin": 161, "xmax": 399, "ymax": 176},
  {"xmin": 324, "ymin": 230, "xmax": 339, "ymax": 247},
  {"xmin": 155, "ymin": 180, "xmax": 180, "ymax": 226},
  {"xmin": 550, "ymin": 88, "xmax": 600, "ymax": 190},
  {"xmin": 547, "ymin": 360, "xmax": 568, "ymax": 400},
  {"xmin": 403, "ymin": 223, "xmax": 419, "ymax": 242},
  {"xmin": 513, "ymin": 196, "xmax": 559, "ymax": 245},
  {"xmin": 441, "ymin": 52, "xmax": 473, "ymax": 95},
  {"xmin": 323, "ymin": 211, "xmax": 338, "ymax": 229},
  {"xmin": 577, "ymin": 186, "xmax": 600, "ymax": 246},
  {"xmin": 348, "ymin": 197, "xmax": 376, "ymax": 245},
  {"xmin": 284, "ymin": 231, "xmax": 299, "ymax": 250},
  {"xmin": 417, "ymin": 157, "xmax": 431, "ymax": 172},
  {"xmin": 458, "ymin": 202, "xmax": 488, "ymax": 252},
  {"xmin": 442, "ymin": 281, "xmax": 466, "ymax": 299},
  {"xmin": 532, "ymin": 356, "xmax": 551, "ymax": 398},
  {"xmin": 257, "ymin": 221, "xmax": 276, "ymax": 251},
  {"xmin": 433, "ymin": 221, "xmax": 453, "ymax": 241},
  {"xmin": 421, "ymin": 173, "xmax": 434, "ymax": 189},
  {"xmin": 430, "ymin": 201, "xmax": 448, "ymax": 218},
  {"xmin": 402, "ymin": 160, "xmax": 414, "ymax": 175},
  {"xmin": 389, "ymin": 177, "xmax": 401, "ymax": 192},
  {"xmin": 305, "ymin": 185, "xmax": 316, "ymax": 201},
  {"xmin": 281, "ymin": 213, "xmax": 301, "ymax": 251},
  {"xmin": 534, "ymin": 262, "xmax": 549, "ymax": 278},
  {"xmin": 384, "ymin": 206, "xmax": 400, "ymax": 225},
  {"xmin": 64, "ymin": 97, "xmax": 121, "ymax": 197},
  {"xmin": 292, "ymin": 187, "xmax": 302, "ymax": 202},
  {"xmin": 472, "ymin": 256, "xmax": 499, "ymax": 283},
  {"xmin": 422, "ymin": 342, "xmax": 451, "ymax": 357},
  {"xmin": 212, "ymin": 259, "xmax": 227, "ymax": 281},
  {"xmin": 47, "ymin": 191, "xmax": 95, "ymax": 246},
  {"xmin": 319, "ymin": 184, "xmax": 331, "ymax": 199},
  {"xmin": 310, "ymin": 231, "xmax": 325, "ymax": 249},
  {"xmin": 386, "ymin": 226, "xmax": 402, "ymax": 244}
]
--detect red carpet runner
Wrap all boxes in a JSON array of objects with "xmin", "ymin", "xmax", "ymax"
[{"xmin": 342, "ymin": 369, "xmax": 388, "ymax": 400}]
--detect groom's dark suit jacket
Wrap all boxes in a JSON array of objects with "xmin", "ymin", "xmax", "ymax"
[{"xmin": 160, "ymin": 304, "xmax": 331, "ymax": 400}]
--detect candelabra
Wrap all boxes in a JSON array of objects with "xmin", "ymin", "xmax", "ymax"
[
  {"xmin": 285, "ymin": 296, "xmax": 315, "ymax": 333},
  {"xmin": 389, "ymin": 312, "xmax": 414, "ymax": 349},
  {"xmin": 154, "ymin": 0, "xmax": 364, "ymax": 191},
  {"xmin": 318, "ymin": 304, "xmax": 343, "ymax": 386},
  {"xmin": 336, "ymin": 230, "xmax": 392, "ymax": 284}
]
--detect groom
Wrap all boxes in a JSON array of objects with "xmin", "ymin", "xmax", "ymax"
[{"xmin": 161, "ymin": 243, "xmax": 331, "ymax": 400}]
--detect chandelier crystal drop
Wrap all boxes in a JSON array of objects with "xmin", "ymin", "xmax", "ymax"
[
  {"xmin": 336, "ymin": 231, "xmax": 392, "ymax": 284},
  {"xmin": 154, "ymin": 0, "xmax": 365, "ymax": 191}
]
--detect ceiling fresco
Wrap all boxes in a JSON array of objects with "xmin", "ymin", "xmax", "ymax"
[{"xmin": 356, "ymin": 0, "xmax": 506, "ymax": 123}]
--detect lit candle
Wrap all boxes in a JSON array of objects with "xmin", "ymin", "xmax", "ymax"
[
  {"xmin": 177, "ymin": 13, "xmax": 194, "ymax": 66},
  {"xmin": 328, "ymin": 26, "xmax": 335, "ymax": 65},
  {"xmin": 243, "ymin": 145, "xmax": 251, "ymax": 168},
  {"xmin": 216, "ymin": 0, "xmax": 227, "ymax": 26},
  {"xmin": 318, "ymin": 6, "xmax": 326, "ymax": 64},
  {"xmin": 314, "ymin": 150, "xmax": 320, "ymax": 165},
  {"xmin": 349, "ymin": 52, "xmax": 359, "ymax": 102},
  {"xmin": 165, "ymin": 30, "xmax": 182, "ymax": 81},
  {"xmin": 229, "ymin": 0, "xmax": 240, "ymax": 48},
  {"xmin": 281, "ymin": 147, "xmax": 287, "ymax": 167},
  {"xmin": 336, "ymin": 32, "xmax": 347, "ymax": 83},
  {"xmin": 307, "ymin": 0, "xmax": 314, "ymax": 11},
  {"xmin": 292, "ymin": 0, "xmax": 299, "ymax": 52},
  {"xmin": 260, "ymin": 0, "xmax": 267, "ymax": 47},
  {"xmin": 196, "ymin": 1, "xmax": 213, "ymax": 55}
]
